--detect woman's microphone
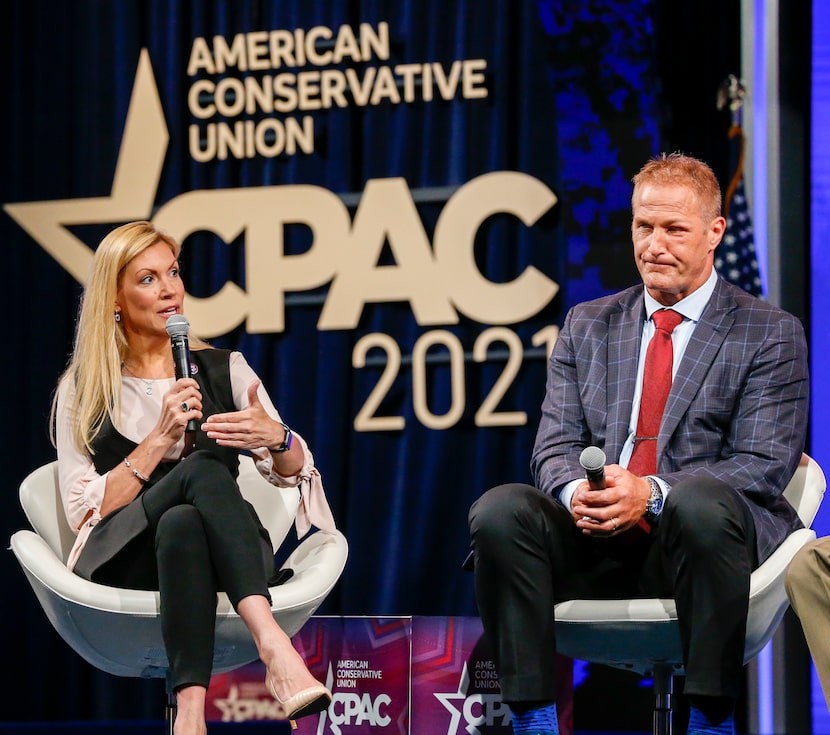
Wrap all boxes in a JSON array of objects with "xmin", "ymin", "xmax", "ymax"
[{"xmin": 165, "ymin": 315, "xmax": 198, "ymax": 435}]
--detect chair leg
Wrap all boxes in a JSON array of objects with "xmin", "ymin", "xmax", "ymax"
[
  {"xmin": 166, "ymin": 689, "xmax": 176, "ymax": 735},
  {"xmin": 652, "ymin": 664, "xmax": 673, "ymax": 735}
]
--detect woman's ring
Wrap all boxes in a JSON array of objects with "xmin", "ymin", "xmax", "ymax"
[
  {"xmin": 611, "ymin": 517, "xmax": 617, "ymax": 532},
  {"xmin": 181, "ymin": 402, "xmax": 189, "ymax": 412}
]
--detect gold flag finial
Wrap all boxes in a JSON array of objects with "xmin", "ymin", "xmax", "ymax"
[{"xmin": 717, "ymin": 74, "xmax": 747, "ymax": 124}]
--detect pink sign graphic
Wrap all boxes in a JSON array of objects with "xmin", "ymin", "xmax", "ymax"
[
  {"xmin": 292, "ymin": 617, "xmax": 411, "ymax": 734},
  {"xmin": 206, "ymin": 661, "xmax": 289, "ymax": 724},
  {"xmin": 410, "ymin": 616, "xmax": 572, "ymax": 735},
  {"xmin": 207, "ymin": 616, "xmax": 411, "ymax": 733},
  {"xmin": 411, "ymin": 615, "xmax": 511, "ymax": 734},
  {"xmin": 205, "ymin": 616, "xmax": 572, "ymax": 735}
]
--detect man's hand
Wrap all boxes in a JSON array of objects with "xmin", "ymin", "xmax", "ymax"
[{"xmin": 570, "ymin": 464, "xmax": 652, "ymax": 536}]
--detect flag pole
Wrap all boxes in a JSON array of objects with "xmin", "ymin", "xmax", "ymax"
[
  {"xmin": 720, "ymin": 70, "xmax": 772, "ymax": 732},
  {"xmin": 713, "ymin": 74, "xmax": 762, "ymax": 297},
  {"xmin": 717, "ymin": 74, "xmax": 748, "ymax": 219}
]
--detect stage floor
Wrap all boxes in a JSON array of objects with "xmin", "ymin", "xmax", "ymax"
[
  {"xmin": 1, "ymin": 728, "xmax": 659, "ymax": 735},
  {"xmin": 0, "ymin": 724, "xmax": 295, "ymax": 734}
]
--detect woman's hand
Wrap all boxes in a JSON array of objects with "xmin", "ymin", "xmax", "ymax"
[
  {"xmin": 154, "ymin": 378, "xmax": 203, "ymax": 447},
  {"xmin": 101, "ymin": 378, "xmax": 203, "ymax": 517},
  {"xmin": 201, "ymin": 380, "xmax": 285, "ymax": 451}
]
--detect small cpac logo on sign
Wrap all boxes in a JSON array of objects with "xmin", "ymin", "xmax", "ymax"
[{"xmin": 434, "ymin": 661, "xmax": 512, "ymax": 735}]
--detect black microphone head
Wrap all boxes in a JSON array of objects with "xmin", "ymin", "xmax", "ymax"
[
  {"xmin": 165, "ymin": 314, "xmax": 190, "ymax": 338},
  {"xmin": 579, "ymin": 446, "xmax": 606, "ymax": 472}
]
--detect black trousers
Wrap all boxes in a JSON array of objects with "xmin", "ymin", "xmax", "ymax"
[
  {"xmin": 76, "ymin": 450, "xmax": 274, "ymax": 691},
  {"xmin": 468, "ymin": 477, "xmax": 757, "ymax": 705}
]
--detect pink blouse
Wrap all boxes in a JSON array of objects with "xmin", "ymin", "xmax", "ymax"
[{"xmin": 55, "ymin": 351, "xmax": 336, "ymax": 571}]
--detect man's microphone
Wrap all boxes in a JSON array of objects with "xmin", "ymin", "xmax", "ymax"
[
  {"xmin": 579, "ymin": 446, "xmax": 607, "ymax": 490},
  {"xmin": 165, "ymin": 315, "xmax": 198, "ymax": 434}
]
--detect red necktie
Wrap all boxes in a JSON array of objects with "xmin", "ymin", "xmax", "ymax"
[
  {"xmin": 627, "ymin": 308, "xmax": 682, "ymax": 531},
  {"xmin": 629, "ymin": 309, "xmax": 683, "ymax": 475}
]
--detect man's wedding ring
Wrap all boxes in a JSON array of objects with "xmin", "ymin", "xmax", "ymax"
[
  {"xmin": 611, "ymin": 517, "xmax": 617, "ymax": 532},
  {"xmin": 181, "ymin": 402, "xmax": 189, "ymax": 412}
]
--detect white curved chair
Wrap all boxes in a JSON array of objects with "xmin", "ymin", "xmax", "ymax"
[
  {"xmin": 9, "ymin": 455, "xmax": 348, "ymax": 727},
  {"xmin": 554, "ymin": 453, "xmax": 826, "ymax": 735}
]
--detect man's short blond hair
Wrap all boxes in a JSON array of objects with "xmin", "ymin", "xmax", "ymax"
[{"xmin": 632, "ymin": 152, "xmax": 722, "ymax": 225}]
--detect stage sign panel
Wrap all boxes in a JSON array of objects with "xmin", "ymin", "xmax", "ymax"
[
  {"xmin": 205, "ymin": 616, "xmax": 573, "ymax": 735},
  {"xmin": 208, "ymin": 617, "xmax": 411, "ymax": 733}
]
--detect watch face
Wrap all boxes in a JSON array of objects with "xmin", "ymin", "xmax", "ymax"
[{"xmin": 647, "ymin": 480, "xmax": 663, "ymax": 516}]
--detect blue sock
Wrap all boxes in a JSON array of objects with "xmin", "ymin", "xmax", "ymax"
[
  {"xmin": 687, "ymin": 704, "xmax": 735, "ymax": 735},
  {"xmin": 510, "ymin": 702, "xmax": 559, "ymax": 734}
]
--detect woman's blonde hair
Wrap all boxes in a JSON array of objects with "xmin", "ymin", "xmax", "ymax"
[{"xmin": 52, "ymin": 221, "xmax": 207, "ymax": 453}]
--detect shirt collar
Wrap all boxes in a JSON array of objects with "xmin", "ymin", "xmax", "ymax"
[{"xmin": 643, "ymin": 268, "xmax": 718, "ymax": 323}]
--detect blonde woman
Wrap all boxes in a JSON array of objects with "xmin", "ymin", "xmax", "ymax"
[{"xmin": 53, "ymin": 221, "xmax": 335, "ymax": 735}]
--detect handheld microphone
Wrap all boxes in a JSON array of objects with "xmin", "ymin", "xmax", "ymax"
[
  {"xmin": 165, "ymin": 315, "xmax": 197, "ymax": 434},
  {"xmin": 579, "ymin": 446, "xmax": 607, "ymax": 491}
]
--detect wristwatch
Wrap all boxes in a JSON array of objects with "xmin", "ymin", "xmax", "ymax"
[
  {"xmin": 271, "ymin": 423, "xmax": 293, "ymax": 453},
  {"xmin": 644, "ymin": 476, "xmax": 664, "ymax": 522}
]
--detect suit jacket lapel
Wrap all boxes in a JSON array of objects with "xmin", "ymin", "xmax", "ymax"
[
  {"xmin": 608, "ymin": 291, "xmax": 647, "ymax": 461},
  {"xmin": 659, "ymin": 279, "xmax": 736, "ymax": 458}
]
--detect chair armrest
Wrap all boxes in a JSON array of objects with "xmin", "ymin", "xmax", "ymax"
[
  {"xmin": 749, "ymin": 527, "xmax": 816, "ymax": 598},
  {"xmin": 269, "ymin": 530, "xmax": 349, "ymax": 610},
  {"xmin": 10, "ymin": 529, "xmax": 161, "ymax": 614}
]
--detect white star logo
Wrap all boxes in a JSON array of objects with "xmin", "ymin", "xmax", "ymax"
[{"xmin": 434, "ymin": 661, "xmax": 471, "ymax": 734}]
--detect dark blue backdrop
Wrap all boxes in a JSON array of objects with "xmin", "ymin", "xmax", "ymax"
[{"xmin": 1, "ymin": 0, "xmax": 756, "ymax": 725}]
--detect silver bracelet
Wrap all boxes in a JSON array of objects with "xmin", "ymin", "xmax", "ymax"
[{"xmin": 123, "ymin": 456, "xmax": 149, "ymax": 483}]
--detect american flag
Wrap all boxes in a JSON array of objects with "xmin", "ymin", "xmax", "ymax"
[{"xmin": 714, "ymin": 124, "xmax": 763, "ymax": 297}]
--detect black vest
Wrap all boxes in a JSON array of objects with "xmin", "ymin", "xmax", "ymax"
[
  {"xmin": 91, "ymin": 349, "xmax": 240, "ymax": 483},
  {"xmin": 76, "ymin": 348, "xmax": 282, "ymax": 586}
]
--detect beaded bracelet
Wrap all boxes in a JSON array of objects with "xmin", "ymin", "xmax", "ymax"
[{"xmin": 123, "ymin": 456, "xmax": 149, "ymax": 483}]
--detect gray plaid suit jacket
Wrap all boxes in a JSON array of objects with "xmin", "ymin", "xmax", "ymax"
[{"xmin": 531, "ymin": 276, "xmax": 809, "ymax": 563}]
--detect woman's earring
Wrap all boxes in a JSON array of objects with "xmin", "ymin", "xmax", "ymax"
[{"xmin": 115, "ymin": 312, "xmax": 121, "ymax": 322}]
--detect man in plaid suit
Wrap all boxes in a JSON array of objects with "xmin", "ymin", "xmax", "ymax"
[{"xmin": 468, "ymin": 153, "xmax": 809, "ymax": 735}]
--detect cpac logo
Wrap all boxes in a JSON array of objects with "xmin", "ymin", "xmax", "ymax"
[
  {"xmin": 434, "ymin": 662, "xmax": 512, "ymax": 735},
  {"xmin": 211, "ymin": 685, "xmax": 285, "ymax": 722},
  {"xmin": 4, "ymin": 49, "xmax": 558, "ymax": 339},
  {"xmin": 327, "ymin": 692, "xmax": 392, "ymax": 732},
  {"xmin": 312, "ymin": 663, "xmax": 398, "ymax": 735}
]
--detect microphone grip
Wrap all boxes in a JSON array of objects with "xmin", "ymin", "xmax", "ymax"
[
  {"xmin": 585, "ymin": 468, "xmax": 605, "ymax": 491},
  {"xmin": 171, "ymin": 335, "xmax": 191, "ymax": 380},
  {"xmin": 170, "ymin": 335, "xmax": 198, "ymax": 433}
]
